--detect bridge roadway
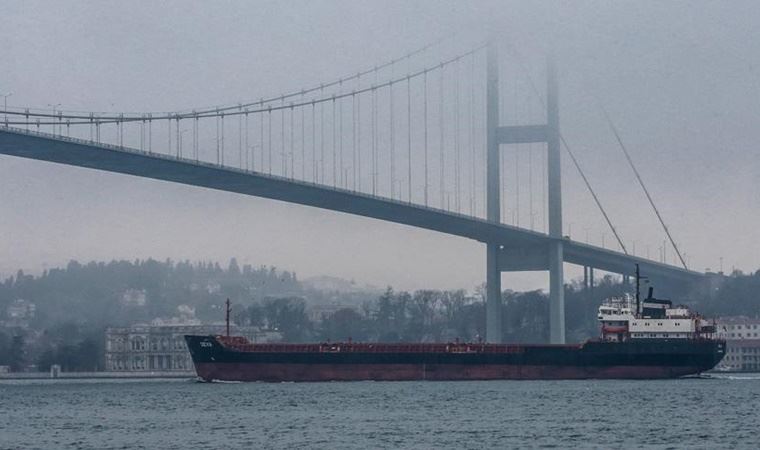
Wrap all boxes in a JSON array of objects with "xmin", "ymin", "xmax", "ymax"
[{"xmin": 0, "ymin": 127, "xmax": 702, "ymax": 284}]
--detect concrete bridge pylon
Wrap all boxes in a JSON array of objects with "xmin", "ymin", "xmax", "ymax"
[{"xmin": 484, "ymin": 41, "xmax": 565, "ymax": 344}]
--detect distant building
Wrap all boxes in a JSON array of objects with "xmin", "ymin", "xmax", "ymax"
[
  {"xmin": 307, "ymin": 303, "xmax": 360, "ymax": 323},
  {"xmin": 3, "ymin": 299, "xmax": 36, "ymax": 328},
  {"xmin": 716, "ymin": 316, "xmax": 760, "ymax": 372},
  {"xmin": 302, "ymin": 275, "xmax": 381, "ymax": 295},
  {"xmin": 150, "ymin": 304, "xmax": 201, "ymax": 326},
  {"xmin": 104, "ymin": 324, "xmax": 280, "ymax": 372},
  {"xmin": 205, "ymin": 281, "xmax": 221, "ymax": 294},
  {"xmin": 120, "ymin": 289, "xmax": 146, "ymax": 307}
]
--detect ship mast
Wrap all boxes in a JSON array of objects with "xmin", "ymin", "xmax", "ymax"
[
  {"xmin": 225, "ymin": 298, "xmax": 231, "ymax": 337},
  {"xmin": 635, "ymin": 264, "xmax": 640, "ymax": 317}
]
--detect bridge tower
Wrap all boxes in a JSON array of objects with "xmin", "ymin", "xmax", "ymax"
[{"xmin": 485, "ymin": 42, "xmax": 565, "ymax": 344}]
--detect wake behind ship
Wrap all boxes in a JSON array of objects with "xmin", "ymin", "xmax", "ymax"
[{"xmin": 185, "ymin": 280, "xmax": 725, "ymax": 382}]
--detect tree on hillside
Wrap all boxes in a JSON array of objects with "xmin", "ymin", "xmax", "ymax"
[
  {"xmin": 262, "ymin": 297, "xmax": 311, "ymax": 341},
  {"xmin": 9, "ymin": 335, "xmax": 25, "ymax": 372},
  {"xmin": 319, "ymin": 308, "xmax": 368, "ymax": 341}
]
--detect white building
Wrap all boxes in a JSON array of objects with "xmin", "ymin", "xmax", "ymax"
[
  {"xmin": 120, "ymin": 289, "xmax": 146, "ymax": 307},
  {"xmin": 105, "ymin": 324, "xmax": 279, "ymax": 372},
  {"xmin": 3, "ymin": 299, "xmax": 36, "ymax": 328},
  {"xmin": 716, "ymin": 317, "xmax": 760, "ymax": 372}
]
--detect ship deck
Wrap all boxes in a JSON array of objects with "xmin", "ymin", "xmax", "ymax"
[{"xmin": 215, "ymin": 336, "xmax": 583, "ymax": 354}]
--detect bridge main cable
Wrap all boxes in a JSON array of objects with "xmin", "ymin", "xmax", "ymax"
[
  {"xmin": 1, "ymin": 44, "xmax": 487, "ymax": 126},
  {"xmin": 2, "ymin": 36, "xmax": 476, "ymax": 125}
]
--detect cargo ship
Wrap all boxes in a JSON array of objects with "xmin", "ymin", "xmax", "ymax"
[{"xmin": 186, "ymin": 270, "xmax": 725, "ymax": 381}]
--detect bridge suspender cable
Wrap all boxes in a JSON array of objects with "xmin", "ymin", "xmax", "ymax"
[
  {"xmin": 439, "ymin": 65, "xmax": 445, "ymax": 209},
  {"xmin": 423, "ymin": 71, "xmax": 429, "ymax": 206},
  {"xmin": 312, "ymin": 103, "xmax": 316, "ymax": 182},
  {"xmin": 356, "ymin": 92, "xmax": 361, "ymax": 192},
  {"xmin": 469, "ymin": 53, "xmax": 476, "ymax": 217},
  {"xmin": 407, "ymin": 76, "xmax": 412, "ymax": 203},
  {"xmin": 371, "ymin": 87, "xmax": 377, "ymax": 195},
  {"xmin": 454, "ymin": 59, "xmax": 461, "ymax": 213},
  {"xmin": 338, "ymin": 97, "xmax": 343, "ymax": 187},
  {"xmin": 598, "ymin": 105, "xmax": 688, "ymax": 269},
  {"xmin": 389, "ymin": 82, "xmax": 395, "ymax": 199}
]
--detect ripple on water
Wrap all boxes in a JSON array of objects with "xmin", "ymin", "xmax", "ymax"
[{"xmin": 0, "ymin": 377, "xmax": 758, "ymax": 448}]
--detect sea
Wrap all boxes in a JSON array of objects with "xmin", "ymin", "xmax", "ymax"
[{"xmin": 1, "ymin": 374, "xmax": 758, "ymax": 449}]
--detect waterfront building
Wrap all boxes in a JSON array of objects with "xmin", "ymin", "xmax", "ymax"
[
  {"xmin": 104, "ymin": 323, "xmax": 280, "ymax": 372},
  {"xmin": 716, "ymin": 316, "xmax": 760, "ymax": 372}
]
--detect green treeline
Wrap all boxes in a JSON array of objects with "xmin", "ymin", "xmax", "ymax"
[
  {"xmin": 235, "ymin": 271, "xmax": 760, "ymax": 344},
  {"xmin": 232, "ymin": 275, "xmax": 632, "ymax": 344}
]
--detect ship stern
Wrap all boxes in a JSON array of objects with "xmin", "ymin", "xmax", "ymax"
[{"xmin": 704, "ymin": 339, "xmax": 727, "ymax": 373}]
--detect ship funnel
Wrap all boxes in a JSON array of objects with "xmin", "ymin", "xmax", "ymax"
[{"xmin": 647, "ymin": 287, "xmax": 654, "ymax": 299}]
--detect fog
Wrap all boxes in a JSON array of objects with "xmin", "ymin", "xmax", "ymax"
[{"xmin": 1, "ymin": 0, "xmax": 758, "ymax": 291}]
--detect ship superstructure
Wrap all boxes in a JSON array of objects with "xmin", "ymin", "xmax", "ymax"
[{"xmin": 598, "ymin": 289, "xmax": 717, "ymax": 342}]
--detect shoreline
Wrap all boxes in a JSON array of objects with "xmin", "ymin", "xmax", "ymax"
[
  {"xmin": 0, "ymin": 371, "xmax": 196, "ymax": 380},
  {"xmin": 1, "ymin": 370, "xmax": 758, "ymax": 381}
]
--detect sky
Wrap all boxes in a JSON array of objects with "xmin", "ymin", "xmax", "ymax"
[{"xmin": 1, "ymin": 0, "xmax": 759, "ymax": 292}]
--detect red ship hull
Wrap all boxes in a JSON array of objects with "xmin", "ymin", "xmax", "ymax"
[{"xmin": 193, "ymin": 361, "xmax": 706, "ymax": 382}]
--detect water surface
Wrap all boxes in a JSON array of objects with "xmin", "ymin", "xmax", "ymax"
[{"xmin": 1, "ymin": 374, "xmax": 757, "ymax": 449}]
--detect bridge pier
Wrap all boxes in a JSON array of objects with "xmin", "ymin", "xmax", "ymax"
[
  {"xmin": 584, "ymin": 265, "xmax": 595, "ymax": 301},
  {"xmin": 548, "ymin": 242, "xmax": 565, "ymax": 343},
  {"xmin": 583, "ymin": 266, "xmax": 589, "ymax": 290},
  {"xmin": 485, "ymin": 244, "xmax": 502, "ymax": 343}
]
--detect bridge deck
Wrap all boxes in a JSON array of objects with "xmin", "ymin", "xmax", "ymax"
[{"xmin": 0, "ymin": 127, "xmax": 702, "ymax": 283}]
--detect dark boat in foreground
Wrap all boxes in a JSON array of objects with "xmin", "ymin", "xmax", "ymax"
[{"xmin": 185, "ymin": 272, "xmax": 725, "ymax": 382}]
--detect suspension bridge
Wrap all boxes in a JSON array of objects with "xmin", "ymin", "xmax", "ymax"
[{"xmin": 0, "ymin": 38, "xmax": 703, "ymax": 344}]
